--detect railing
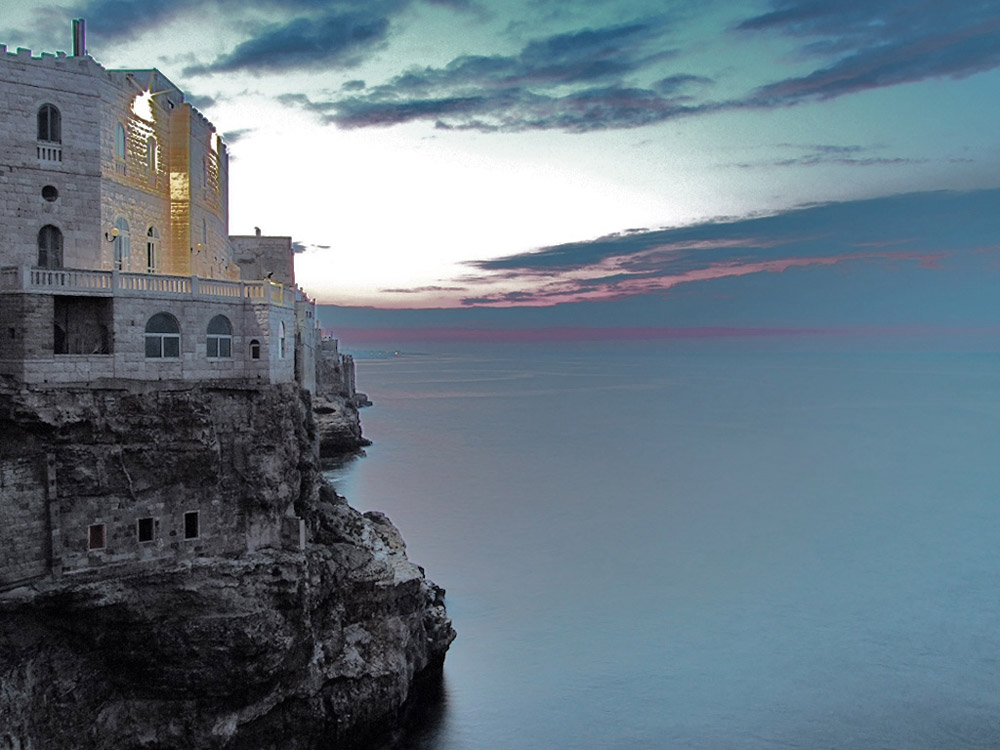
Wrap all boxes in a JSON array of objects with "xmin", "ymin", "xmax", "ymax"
[
  {"xmin": 37, "ymin": 141, "xmax": 62, "ymax": 162},
  {"xmin": 118, "ymin": 272, "xmax": 191, "ymax": 294},
  {"xmin": 30, "ymin": 267, "xmax": 114, "ymax": 291},
  {"xmin": 0, "ymin": 265, "xmax": 295, "ymax": 307}
]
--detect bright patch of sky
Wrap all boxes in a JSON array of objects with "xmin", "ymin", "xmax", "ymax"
[{"xmin": 3, "ymin": 0, "xmax": 999, "ymax": 313}]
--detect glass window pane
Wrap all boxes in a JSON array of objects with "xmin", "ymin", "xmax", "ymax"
[
  {"xmin": 145, "ymin": 336, "xmax": 161, "ymax": 358},
  {"xmin": 219, "ymin": 338, "xmax": 231, "ymax": 358},
  {"xmin": 163, "ymin": 336, "xmax": 180, "ymax": 358},
  {"xmin": 207, "ymin": 337, "xmax": 218, "ymax": 358}
]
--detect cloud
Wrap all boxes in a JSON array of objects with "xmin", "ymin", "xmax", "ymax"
[
  {"xmin": 222, "ymin": 127, "xmax": 254, "ymax": 144},
  {"xmin": 183, "ymin": 7, "xmax": 399, "ymax": 76},
  {"xmin": 451, "ymin": 189, "xmax": 999, "ymax": 307},
  {"xmin": 729, "ymin": 142, "xmax": 929, "ymax": 168},
  {"xmin": 186, "ymin": 93, "xmax": 217, "ymax": 110},
  {"xmin": 380, "ymin": 285, "xmax": 470, "ymax": 293},
  {"xmin": 736, "ymin": 0, "xmax": 1000, "ymax": 105},
  {"xmin": 275, "ymin": 20, "xmax": 722, "ymax": 132}
]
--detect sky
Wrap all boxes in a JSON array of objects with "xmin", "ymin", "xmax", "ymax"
[{"xmin": 4, "ymin": 0, "xmax": 999, "ymax": 333}]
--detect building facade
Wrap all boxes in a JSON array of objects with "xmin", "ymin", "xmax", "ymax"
[{"xmin": 0, "ymin": 36, "xmax": 317, "ymax": 387}]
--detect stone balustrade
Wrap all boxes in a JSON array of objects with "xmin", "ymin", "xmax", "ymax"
[{"xmin": 0, "ymin": 265, "xmax": 296, "ymax": 307}]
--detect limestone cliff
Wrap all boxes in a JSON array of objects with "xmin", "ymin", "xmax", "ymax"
[
  {"xmin": 313, "ymin": 339, "xmax": 370, "ymax": 458},
  {"xmin": 0, "ymin": 382, "xmax": 454, "ymax": 749}
]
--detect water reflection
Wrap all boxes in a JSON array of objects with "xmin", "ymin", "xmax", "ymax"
[{"xmin": 376, "ymin": 670, "xmax": 450, "ymax": 750}]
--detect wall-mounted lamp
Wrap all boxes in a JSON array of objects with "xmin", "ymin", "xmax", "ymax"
[{"xmin": 104, "ymin": 227, "xmax": 119, "ymax": 242}]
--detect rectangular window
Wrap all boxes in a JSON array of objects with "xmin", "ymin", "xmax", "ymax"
[
  {"xmin": 163, "ymin": 336, "xmax": 180, "ymax": 358},
  {"xmin": 207, "ymin": 338, "xmax": 219, "ymax": 358},
  {"xmin": 184, "ymin": 511, "xmax": 199, "ymax": 540},
  {"xmin": 137, "ymin": 517, "xmax": 154, "ymax": 543},
  {"xmin": 88, "ymin": 523, "xmax": 106, "ymax": 550},
  {"xmin": 219, "ymin": 338, "xmax": 231, "ymax": 358}
]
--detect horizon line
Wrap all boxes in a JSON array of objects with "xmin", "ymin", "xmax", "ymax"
[{"xmin": 321, "ymin": 325, "xmax": 1000, "ymax": 344}]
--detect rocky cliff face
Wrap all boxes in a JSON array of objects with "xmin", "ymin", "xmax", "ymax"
[{"xmin": 0, "ymin": 382, "xmax": 454, "ymax": 749}]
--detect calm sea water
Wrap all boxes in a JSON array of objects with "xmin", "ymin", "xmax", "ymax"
[{"xmin": 324, "ymin": 338, "xmax": 1000, "ymax": 750}]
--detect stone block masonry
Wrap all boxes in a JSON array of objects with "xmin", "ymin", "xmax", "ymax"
[
  {"xmin": 0, "ymin": 381, "xmax": 312, "ymax": 586},
  {"xmin": 0, "ymin": 457, "xmax": 49, "ymax": 587}
]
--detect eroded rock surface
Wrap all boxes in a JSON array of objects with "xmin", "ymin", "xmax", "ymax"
[{"xmin": 0, "ymin": 382, "xmax": 454, "ymax": 749}]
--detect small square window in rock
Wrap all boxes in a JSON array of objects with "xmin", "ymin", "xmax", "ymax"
[
  {"xmin": 88, "ymin": 523, "xmax": 106, "ymax": 550},
  {"xmin": 41, "ymin": 185, "xmax": 59, "ymax": 202},
  {"xmin": 137, "ymin": 516, "xmax": 154, "ymax": 543},
  {"xmin": 184, "ymin": 511, "xmax": 199, "ymax": 540}
]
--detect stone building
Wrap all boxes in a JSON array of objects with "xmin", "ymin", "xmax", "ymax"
[
  {"xmin": 0, "ymin": 23, "xmax": 318, "ymax": 387},
  {"xmin": 0, "ymin": 23, "xmax": 352, "ymax": 586}
]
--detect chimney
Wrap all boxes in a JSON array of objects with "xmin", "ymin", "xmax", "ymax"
[{"xmin": 72, "ymin": 19, "xmax": 85, "ymax": 57}]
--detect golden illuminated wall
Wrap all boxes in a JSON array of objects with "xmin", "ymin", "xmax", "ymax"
[
  {"xmin": 97, "ymin": 69, "xmax": 236, "ymax": 280},
  {"xmin": 167, "ymin": 104, "xmax": 192, "ymax": 276}
]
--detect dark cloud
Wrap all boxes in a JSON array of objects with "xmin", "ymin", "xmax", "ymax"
[
  {"xmin": 276, "ymin": 20, "xmax": 721, "ymax": 132},
  {"xmin": 291, "ymin": 241, "xmax": 308, "ymax": 253},
  {"xmin": 342, "ymin": 79, "xmax": 366, "ymax": 91},
  {"xmin": 186, "ymin": 93, "xmax": 217, "ymax": 110},
  {"xmin": 184, "ymin": 8, "xmax": 397, "ymax": 76},
  {"xmin": 455, "ymin": 189, "xmax": 1000, "ymax": 306},
  {"xmin": 222, "ymin": 127, "xmax": 254, "ymax": 144},
  {"xmin": 737, "ymin": 0, "xmax": 1000, "ymax": 105}
]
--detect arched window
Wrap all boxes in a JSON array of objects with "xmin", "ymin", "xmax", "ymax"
[
  {"xmin": 279, "ymin": 322, "xmax": 286, "ymax": 359},
  {"xmin": 37, "ymin": 104, "xmax": 61, "ymax": 143},
  {"xmin": 146, "ymin": 226, "xmax": 158, "ymax": 273},
  {"xmin": 113, "ymin": 217, "xmax": 130, "ymax": 270},
  {"xmin": 249, "ymin": 339, "xmax": 261, "ymax": 360},
  {"xmin": 146, "ymin": 136, "xmax": 157, "ymax": 171},
  {"xmin": 144, "ymin": 313, "xmax": 180, "ymax": 358},
  {"xmin": 206, "ymin": 315, "xmax": 232, "ymax": 358},
  {"xmin": 115, "ymin": 123, "xmax": 126, "ymax": 158},
  {"xmin": 37, "ymin": 225, "xmax": 63, "ymax": 269}
]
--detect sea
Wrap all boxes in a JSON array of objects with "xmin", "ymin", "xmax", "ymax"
[{"xmin": 322, "ymin": 336, "xmax": 1000, "ymax": 750}]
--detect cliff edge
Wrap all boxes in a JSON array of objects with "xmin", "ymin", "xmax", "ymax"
[{"xmin": 0, "ymin": 382, "xmax": 454, "ymax": 749}]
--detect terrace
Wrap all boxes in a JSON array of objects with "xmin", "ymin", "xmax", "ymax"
[{"xmin": 0, "ymin": 265, "xmax": 296, "ymax": 307}]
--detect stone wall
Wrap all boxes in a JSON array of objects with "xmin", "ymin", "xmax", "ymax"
[
  {"xmin": 232, "ymin": 235, "xmax": 295, "ymax": 287},
  {"xmin": 0, "ymin": 292, "xmax": 296, "ymax": 385},
  {"xmin": 0, "ymin": 456, "xmax": 50, "ymax": 587},
  {"xmin": 0, "ymin": 47, "xmax": 234, "ymax": 281}
]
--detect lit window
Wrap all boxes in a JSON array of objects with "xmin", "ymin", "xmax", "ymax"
[
  {"xmin": 146, "ymin": 226, "xmax": 158, "ymax": 273},
  {"xmin": 88, "ymin": 523, "xmax": 106, "ymax": 550},
  {"xmin": 249, "ymin": 339, "xmax": 261, "ymax": 360},
  {"xmin": 37, "ymin": 225, "xmax": 63, "ymax": 269},
  {"xmin": 115, "ymin": 123, "xmax": 126, "ymax": 158},
  {"xmin": 206, "ymin": 315, "xmax": 232, "ymax": 358},
  {"xmin": 144, "ymin": 312, "xmax": 180, "ymax": 358},
  {"xmin": 113, "ymin": 217, "xmax": 130, "ymax": 270},
  {"xmin": 137, "ymin": 517, "xmax": 154, "ymax": 543},
  {"xmin": 37, "ymin": 104, "xmax": 61, "ymax": 142},
  {"xmin": 184, "ymin": 511, "xmax": 199, "ymax": 540}
]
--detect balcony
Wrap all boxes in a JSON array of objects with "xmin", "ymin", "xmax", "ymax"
[
  {"xmin": 0, "ymin": 265, "xmax": 296, "ymax": 307},
  {"xmin": 37, "ymin": 140, "xmax": 62, "ymax": 163}
]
